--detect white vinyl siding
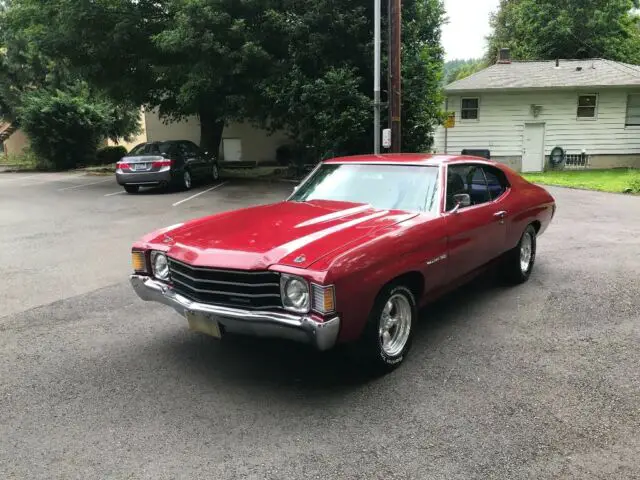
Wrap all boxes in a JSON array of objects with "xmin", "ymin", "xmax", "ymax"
[
  {"xmin": 626, "ymin": 94, "xmax": 640, "ymax": 126},
  {"xmin": 434, "ymin": 89, "xmax": 640, "ymax": 157}
]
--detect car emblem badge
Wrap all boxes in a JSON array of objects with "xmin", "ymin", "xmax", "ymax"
[
  {"xmin": 294, "ymin": 255, "xmax": 306, "ymax": 264},
  {"xmin": 163, "ymin": 234, "xmax": 173, "ymax": 244}
]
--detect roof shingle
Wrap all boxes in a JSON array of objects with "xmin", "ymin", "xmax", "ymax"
[{"xmin": 445, "ymin": 59, "xmax": 640, "ymax": 92}]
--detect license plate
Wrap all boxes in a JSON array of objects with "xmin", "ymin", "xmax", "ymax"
[
  {"xmin": 132, "ymin": 163, "xmax": 149, "ymax": 171},
  {"xmin": 185, "ymin": 311, "xmax": 222, "ymax": 339}
]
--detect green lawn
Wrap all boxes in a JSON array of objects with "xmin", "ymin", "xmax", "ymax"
[{"xmin": 523, "ymin": 168, "xmax": 640, "ymax": 194}]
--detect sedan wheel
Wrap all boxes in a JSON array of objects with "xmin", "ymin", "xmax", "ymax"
[
  {"xmin": 182, "ymin": 170, "xmax": 192, "ymax": 190},
  {"xmin": 355, "ymin": 284, "xmax": 417, "ymax": 375},
  {"xmin": 212, "ymin": 164, "xmax": 220, "ymax": 181}
]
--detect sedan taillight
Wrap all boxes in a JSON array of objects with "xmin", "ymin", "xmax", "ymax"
[
  {"xmin": 117, "ymin": 162, "xmax": 130, "ymax": 169},
  {"xmin": 152, "ymin": 159, "xmax": 173, "ymax": 168}
]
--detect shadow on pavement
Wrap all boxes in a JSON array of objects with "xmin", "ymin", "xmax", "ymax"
[{"xmin": 154, "ymin": 268, "xmax": 508, "ymax": 392}]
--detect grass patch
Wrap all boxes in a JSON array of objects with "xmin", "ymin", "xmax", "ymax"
[
  {"xmin": 523, "ymin": 168, "xmax": 640, "ymax": 194},
  {"xmin": 1, "ymin": 149, "xmax": 52, "ymax": 171}
]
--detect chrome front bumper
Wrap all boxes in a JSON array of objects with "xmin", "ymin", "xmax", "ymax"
[{"xmin": 130, "ymin": 275, "xmax": 340, "ymax": 351}]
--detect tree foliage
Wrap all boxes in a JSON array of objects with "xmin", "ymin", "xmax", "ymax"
[
  {"xmin": 486, "ymin": 0, "xmax": 640, "ymax": 63},
  {"xmin": 443, "ymin": 59, "xmax": 485, "ymax": 85},
  {"xmin": 0, "ymin": 0, "xmax": 141, "ymax": 168},
  {"xmin": 2, "ymin": 0, "xmax": 446, "ymax": 160}
]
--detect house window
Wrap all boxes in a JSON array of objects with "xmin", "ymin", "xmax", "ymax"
[
  {"xmin": 461, "ymin": 98, "xmax": 479, "ymax": 120},
  {"xmin": 577, "ymin": 94, "xmax": 598, "ymax": 119},
  {"xmin": 625, "ymin": 94, "xmax": 640, "ymax": 126}
]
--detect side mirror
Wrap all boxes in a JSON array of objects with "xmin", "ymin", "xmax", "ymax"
[{"xmin": 451, "ymin": 193, "xmax": 471, "ymax": 213}]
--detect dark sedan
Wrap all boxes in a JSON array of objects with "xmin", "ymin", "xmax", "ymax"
[{"xmin": 115, "ymin": 140, "xmax": 220, "ymax": 194}]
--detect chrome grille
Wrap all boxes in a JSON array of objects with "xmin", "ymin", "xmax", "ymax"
[{"xmin": 168, "ymin": 258, "xmax": 282, "ymax": 309}]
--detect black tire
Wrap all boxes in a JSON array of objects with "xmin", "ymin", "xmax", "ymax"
[
  {"xmin": 181, "ymin": 169, "xmax": 193, "ymax": 191},
  {"xmin": 354, "ymin": 284, "xmax": 417, "ymax": 375},
  {"xmin": 124, "ymin": 185, "xmax": 139, "ymax": 194},
  {"xmin": 502, "ymin": 224, "xmax": 537, "ymax": 284},
  {"xmin": 211, "ymin": 163, "xmax": 220, "ymax": 182}
]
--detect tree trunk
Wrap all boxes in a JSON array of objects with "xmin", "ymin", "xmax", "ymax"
[{"xmin": 199, "ymin": 111, "xmax": 225, "ymax": 158}]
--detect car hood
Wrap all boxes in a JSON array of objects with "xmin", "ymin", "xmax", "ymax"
[{"xmin": 145, "ymin": 200, "xmax": 418, "ymax": 270}]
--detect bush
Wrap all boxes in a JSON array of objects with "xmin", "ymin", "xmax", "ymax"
[
  {"xmin": 95, "ymin": 145, "xmax": 128, "ymax": 166},
  {"xmin": 4, "ymin": 148, "xmax": 53, "ymax": 171},
  {"xmin": 16, "ymin": 85, "xmax": 140, "ymax": 171}
]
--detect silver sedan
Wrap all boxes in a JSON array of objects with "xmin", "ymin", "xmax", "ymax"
[{"xmin": 116, "ymin": 140, "xmax": 220, "ymax": 194}]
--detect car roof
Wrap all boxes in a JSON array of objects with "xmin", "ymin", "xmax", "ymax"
[{"xmin": 324, "ymin": 153, "xmax": 498, "ymax": 167}]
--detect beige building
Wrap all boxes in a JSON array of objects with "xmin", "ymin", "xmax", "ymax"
[
  {"xmin": 3, "ymin": 110, "xmax": 290, "ymax": 165},
  {"xmin": 111, "ymin": 109, "xmax": 290, "ymax": 165}
]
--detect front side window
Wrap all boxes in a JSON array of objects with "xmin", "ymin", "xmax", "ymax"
[
  {"xmin": 461, "ymin": 98, "xmax": 479, "ymax": 120},
  {"xmin": 577, "ymin": 94, "xmax": 598, "ymax": 119},
  {"xmin": 290, "ymin": 163, "xmax": 440, "ymax": 213},
  {"xmin": 626, "ymin": 94, "xmax": 640, "ymax": 126}
]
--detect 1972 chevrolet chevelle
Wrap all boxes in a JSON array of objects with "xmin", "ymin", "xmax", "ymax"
[{"xmin": 130, "ymin": 154, "xmax": 555, "ymax": 373}]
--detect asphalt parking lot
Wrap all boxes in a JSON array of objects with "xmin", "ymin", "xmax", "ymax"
[{"xmin": 1, "ymin": 172, "xmax": 639, "ymax": 479}]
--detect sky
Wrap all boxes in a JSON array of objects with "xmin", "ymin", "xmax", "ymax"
[{"xmin": 441, "ymin": 0, "xmax": 500, "ymax": 61}]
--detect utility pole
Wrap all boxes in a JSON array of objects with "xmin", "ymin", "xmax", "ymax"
[
  {"xmin": 388, "ymin": 0, "xmax": 402, "ymax": 152},
  {"xmin": 373, "ymin": 0, "xmax": 381, "ymax": 154}
]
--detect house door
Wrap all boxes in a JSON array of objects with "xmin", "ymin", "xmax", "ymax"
[
  {"xmin": 522, "ymin": 123, "xmax": 545, "ymax": 172},
  {"xmin": 223, "ymin": 138, "xmax": 242, "ymax": 162}
]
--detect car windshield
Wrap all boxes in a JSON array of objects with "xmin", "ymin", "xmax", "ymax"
[
  {"xmin": 290, "ymin": 163, "xmax": 440, "ymax": 213},
  {"xmin": 129, "ymin": 142, "xmax": 172, "ymax": 156}
]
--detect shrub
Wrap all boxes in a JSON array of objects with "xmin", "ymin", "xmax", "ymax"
[
  {"xmin": 628, "ymin": 174, "xmax": 640, "ymax": 194},
  {"xmin": 95, "ymin": 145, "xmax": 128, "ymax": 166},
  {"xmin": 16, "ymin": 85, "xmax": 140, "ymax": 171}
]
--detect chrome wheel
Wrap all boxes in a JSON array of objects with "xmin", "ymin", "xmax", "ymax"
[
  {"xmin": 183, "ymin": 171, "xmax": 192, "ymax": 189},
  {"xmin": 378, "ymin": 294, "xmax": 412, "ymax": 357},
  {"xmin": 520, "ymin": 231, "xmax": 533, "ymax": 273},
  {"xmin": 212, "ymin": 164, "xmax": 220, "ymax": 181}
]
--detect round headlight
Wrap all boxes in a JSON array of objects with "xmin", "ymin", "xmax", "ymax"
[
  {"xmin": 281, "ymin": 275, "xmax": 310, "ymax": 311},
  {"xmin": 152, "ymin": 252, "xmax": 170, "ymax": 280}
]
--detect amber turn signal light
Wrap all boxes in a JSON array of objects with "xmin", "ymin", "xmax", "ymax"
[
  {"xmin": 311, "ymin": 284, "xmax": 336, "ymax": 314},
  {"xmin": 131, "ymin": 250, "xmax": 147, "ymax": 273}
]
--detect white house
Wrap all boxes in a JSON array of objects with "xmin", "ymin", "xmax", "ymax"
[{"xmin": 434, "ymin": 53, "xmax": 640, "ymax": 172}]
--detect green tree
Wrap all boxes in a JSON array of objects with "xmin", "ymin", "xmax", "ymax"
[
  {"xmin": 486, "ymin": 0, "xmax": 640, "ymax": 63},
  {"xmin": 259, "ymin": 0, "xmax": 445, "ymax": 158},
  {"xmin": 3, "ymin": 0, "xmax": 446, "ymax": 159},
  {"xmin": 0, "ymin": 1, "xmax": 141, "ymax": 168},
  {"xmin": 444, "ymin": 59, "xmax": 485, "ymax": 84}
]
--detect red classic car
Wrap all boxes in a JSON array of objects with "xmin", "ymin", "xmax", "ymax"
[{"xmin": 130, "ymin": 154, "xmax": 555, "ymax": 373}]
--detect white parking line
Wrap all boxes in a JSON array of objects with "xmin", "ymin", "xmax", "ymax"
[
  {"xmin": 0, "ymin": 174, "xmax": 42, "ymax": 182},
  {"xmin": 20, "ymin": 174, "xmax": 85, "ymax": 187},
  {"xmin": 172, "ymin": 182, "xmax": 229, "ymax": 207},
  {"xmin": 58, "ymin": 178, "xmax": 113, "ymax": 191},
  {"xmin": 104, "ymin": 190, "xmax": 125, "ymax": 197}
]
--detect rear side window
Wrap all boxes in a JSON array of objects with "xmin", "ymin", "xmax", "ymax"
[{"xmin": 482, "ymin": 166, "xmax": 510, "ymax": 200}]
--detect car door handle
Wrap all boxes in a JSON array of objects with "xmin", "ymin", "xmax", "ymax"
[{"xmin": 494, "ymin": 210, "xmax": 507, "ymax": 219}]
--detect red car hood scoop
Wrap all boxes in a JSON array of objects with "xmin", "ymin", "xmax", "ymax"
[{"xmin": 156, "ymin": 200, "xmax": 417, "ymax": 270}]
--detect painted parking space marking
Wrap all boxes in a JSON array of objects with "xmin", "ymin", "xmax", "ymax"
[
  {"xmin": 172, "ymin": 181, "xmax": 229, "ymax": 207},
  {"xmin": 58, "ymin": 178, "xmax": 113, "ymax": 191},
  {"xmin": 104, "ymin": 190, "xmax": 125, "ymax": 197},
  {"xmin": 20, "ymin": 174, "xmax": 85, "ymax": 187}
]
